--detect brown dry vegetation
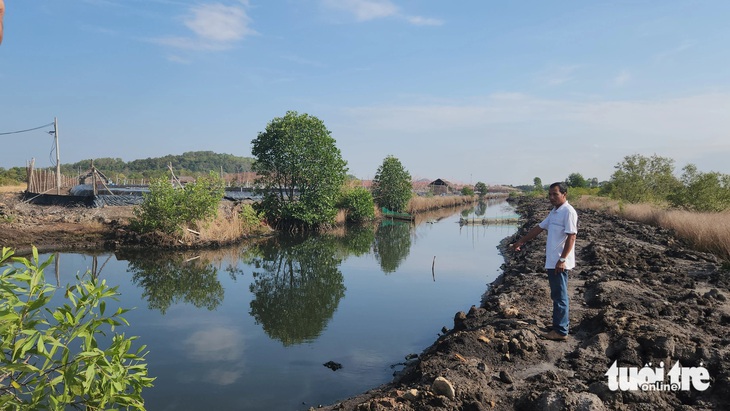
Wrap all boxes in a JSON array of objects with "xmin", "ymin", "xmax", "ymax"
[
  {"xmin": 178, "ymin": 201, "xmax": 272, "ymax": 245},
  {"xmin": 407, "ymin": 194, "xmax": 506, "ymax": 214},
  {"xmin": 0, "ymin": 184, "xmax": 25, "ymax": 193},
  {"xmin": 576, "ymin": 195, "xmax": 730, "ymax": 262}
]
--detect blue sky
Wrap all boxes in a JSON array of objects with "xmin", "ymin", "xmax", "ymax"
[{"xmin": 1, "ymin": 0, "xmax": 729, "ymax": 186}]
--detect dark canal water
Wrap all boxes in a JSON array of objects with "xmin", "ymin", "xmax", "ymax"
[{"xmin": 42, "ymin": 200, "xmax": 517, "ymax": 410}]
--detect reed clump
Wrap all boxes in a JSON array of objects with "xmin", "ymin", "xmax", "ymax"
[
  {"xmin": 181, "ymin": 201, "xmax": 271, "ymax": 244},
  {"xmin": 408, "ymin": 195, "xmax": 482, "ymax": 214},
  {"xmin": 576, "ymin": 196, "xmax": 730, "ymax": 262}
]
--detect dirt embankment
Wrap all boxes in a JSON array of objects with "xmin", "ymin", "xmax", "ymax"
[
  {"xmin": 318, "ymin": 196, "xmax": 730, "ymax": 411},
  {"xmin": 0, "ymin": 192, "xmax": 133, "ymax": 254},
  {"xmin": 0, "ymin": 192, "xmax": 262, "ymax": 254}
]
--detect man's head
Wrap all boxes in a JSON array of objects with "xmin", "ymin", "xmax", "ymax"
[{"xmin": 548, "ymin": 182, "xmax": 568, "ymax": 207}]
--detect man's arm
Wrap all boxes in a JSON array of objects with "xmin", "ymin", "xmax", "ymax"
[
  {"xmin": 509, "ymin": 225, "xmax": 544, "ymax": 251},
  {"xmin": 555, "ymin": 233, "xmax": 576, "ymax": 271}
]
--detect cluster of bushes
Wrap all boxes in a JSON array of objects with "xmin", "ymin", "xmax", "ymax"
[
  {"xmin": 130, "ymin": 172, "xmax": 225, "ymax": 235},
  {"xmin": 0, "ymin": 167, "xmax": 25, "ymax": 186},
  {"xmin": 600, "ymin": 154, "xmax": 730, "ymax": 212},
  {"xmin": 529, "ymin": 154, "xmax": 730, "ymax": 213},
  {"xmin": 337, "ymin": 187, "xmax": 376, "ymax": 224}
]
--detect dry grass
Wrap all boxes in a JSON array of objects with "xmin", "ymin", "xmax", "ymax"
[
  {"xmin": 181, "ymin": 202, "xmax": 271, "ymax": 244},
  {"xmin": 408, "ymin": 195, "xmax": 480, "ymax": 214},
  {"xmin": 576, "ymin": 196, "xmax": 730, "ymax": 262},
  {"xmin": 0, "ymin": 184, "xmax": 26, "ymax": 193},
  {"xmin": 334, "ymin": 209, "xmax": 347, "ymax": 226}
]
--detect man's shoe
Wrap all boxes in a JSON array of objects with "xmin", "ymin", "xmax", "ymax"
[{"xmin": 543, "ymin": 330, "xmax": 567, "ymax": 341}]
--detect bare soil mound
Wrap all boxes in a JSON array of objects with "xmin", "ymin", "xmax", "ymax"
[
  {"xmin": 0, "ymin": 192, "xmax": 133, "ymax": 254},
  {"xmin": 0, "ymin": 192, "xmax": 263, "ymax": 254},
  {"xmin": 318, "ymin": 196, "xmax": 730, "ymax": 411}
]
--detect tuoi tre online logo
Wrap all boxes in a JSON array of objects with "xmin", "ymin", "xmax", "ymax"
[{"xmin": 605, "ymin": 360, "xmax": 710, "ymax": 392}]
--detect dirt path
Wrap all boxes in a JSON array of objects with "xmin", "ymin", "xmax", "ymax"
[{"xmin": 318, "ymin": 196, "xmax": 730, "ymax": 411}]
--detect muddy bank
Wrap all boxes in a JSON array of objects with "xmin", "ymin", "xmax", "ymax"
[
  {"xmin": 0, "ymin": 192, "xmax": 128, "ymax": 254},
  {"xmin": 318, "ymin": 196, "xmax": 730, "ymax": 411},
  {"xmin": 0, "ymin": 192, "xmax": 266, "ymax": 254}
]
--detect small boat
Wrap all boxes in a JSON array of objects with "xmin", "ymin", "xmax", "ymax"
[{"xmin": 381, "ymin": 207, "xmax": 415, "ymax": 221}]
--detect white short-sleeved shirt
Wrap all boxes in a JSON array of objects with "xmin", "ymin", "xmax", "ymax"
[{"xmin": 538, "ymin": 201, "xmax": 578, "ymax": 269}]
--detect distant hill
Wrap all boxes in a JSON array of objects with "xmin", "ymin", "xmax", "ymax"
[{"xmin": 59, "ymin": 151, "xmax": 255, "ymax": 179}]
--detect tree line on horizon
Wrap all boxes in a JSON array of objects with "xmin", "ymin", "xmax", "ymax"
[
  {"xmin": 528, "ymin": 154, "xmax": 730, "ymax": 213},
  {"xmin": 0, "ymin": 151, "xmax": 255, "ymax": 185}
]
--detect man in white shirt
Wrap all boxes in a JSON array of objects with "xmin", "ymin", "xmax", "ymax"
[{"xmin": 509, "ymin": 182, "xmax": 578, "ymax": 341}]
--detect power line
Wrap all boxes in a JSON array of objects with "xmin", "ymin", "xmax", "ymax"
[{"xmin": 0, "ymin": 122, "xmax": 54, "ymax": 136}]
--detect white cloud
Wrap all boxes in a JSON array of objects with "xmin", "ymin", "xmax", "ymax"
[
  {"xmin": 184, "ymin": 327, "xmax": 243, "ymax": 362},
  {"xmin": 179, "ymin": 326, "xmax": 246, "ymax": 386},
  {"xmin": 331, "ymin": 92, "xmax": 730, "ymax": 182},
  {"xmin": 321, "ymin": 0, "xmax": 442, "ymax": 26},
  {"xmin": 166, "ymin": 54, "xmax": 191, "ymax": 64},
  {"xmin": 340, "ymin": 92, "xmax": 730, "ymax": 142},
  {"xmin": 185, "ymin": 3, "xmax": 254, "ymax": 42},
  {"xmin": 405, "ymin": 15, "xmax": 444, "ymax": 26},
  {"xmin": 322, "ymin": 0, "xmax": 398, "ymax": 21},
  {"xmin": 153, "ymin": 2, "xmax": 256, "ymax": 51}
]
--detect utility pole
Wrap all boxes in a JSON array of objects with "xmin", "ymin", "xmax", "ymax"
[{"xmin": 54, "ymin": 117, "xmax": 61, "ymax": 194}]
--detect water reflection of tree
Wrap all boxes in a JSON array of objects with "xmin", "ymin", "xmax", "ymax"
[
  {"xmin": 245, "ymin": 235, "xmax": 346, "ymax": 346},
  {"xmin": 125, "ymin": 254, "xmax": 224, "ymax": 315},
  {"xmin": 338, "ymin": 225, "xmax": 376, "ymax": 257},
  {"xmin": 475, "ymin": 201, "xmax": 487, "ymax": 216},
  {"xmin": 373, "ymin": 220, "xmax": 412, "ymax": 273}
]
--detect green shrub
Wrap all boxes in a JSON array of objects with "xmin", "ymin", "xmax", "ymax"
[
  {"xmin": 0, "ymin": 247, "xmax": 153, "ymax": 410},
  {"xmin": 338, "ymin": 187, "xmax": 375, "ymax": 223},
  {"xmin": 566, "ymin": 187, "xmax": 600, "ymax": 202},
  {"xmin": 131, "ymin": 172, "xmax": 225, "ymax": 234},
  {"xmin": 239, "ymin": 203, "xmax": 263, "ymax": 231},
  {"xmin": 668, "ymin": 164, "xmax": 730, "ymax": 212},
  {"xmin": 606, "ymin": 154, "xmax": 680, "ymax": 204}
]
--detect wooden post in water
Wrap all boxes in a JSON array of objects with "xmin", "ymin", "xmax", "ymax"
[
  {"xmin": 54, "ymin": 117, "xmax": 61, "ymax": 195},
  {"xmin": 91, "ymin": 160, "xmax": 97, "ymax": 196}
]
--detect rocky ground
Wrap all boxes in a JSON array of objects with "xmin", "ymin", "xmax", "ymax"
[{"xmin": 317, "ymin": 196, "xmax": 730, "ymax": 411}]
